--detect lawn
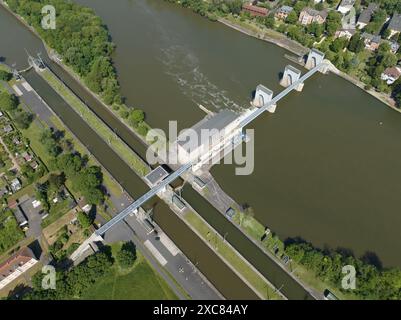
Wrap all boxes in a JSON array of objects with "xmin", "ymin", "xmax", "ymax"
[
  {"xmin": 81, "ymin": 249, "xmax": 177, "ymax": 300},
  {"xmin": 20, "ymin": 119, "xmax": 53, "ymax": 168}
]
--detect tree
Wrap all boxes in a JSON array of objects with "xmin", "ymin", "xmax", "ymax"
[
  {"xmin": 0, "ymin": 91, "xmax": 18, "ymax": 112},
  {"xmin": 116, "ymin": 241, "xmax": 137, "ymax": 269},
  {"xmin": 348, "ymin": 33, "xmax": 365, "ymax": 53},
  {"xmin": 330, "ymin": 37, "xmax": 348, "ymax": 53},
  {"xmin": 325, "ymin": 11, "xmax": 342, "ymax": 36},
  {"xmin": 77, "ymin": 211, "xmax": 93, "ymax": 229},
  {"xmin": 264, "ymin": 14, "xmax": 275, "ymax": 29},
  {"xmin": 226, "ymin": 0, "xmax": 242, "ymax": 15},
  {"xmin": 56, "ymin": 153, "xmax": 83, "ymax": 177},
  {"xmin": 286, "ymin": 10, "xmax": 299, "ymax": 25},
  {"xmin": 14, "ymin": 111, "xmax": 33, "ymax": 129},
  {"xmin": 130, "ymin": 109, "xmax": 145, "ymax": 126},
  {"xmin": 0, "ymin": 70, "xmax": 11, "ymax": 81}
]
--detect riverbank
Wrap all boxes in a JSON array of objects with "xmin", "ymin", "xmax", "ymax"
[
  {"xmin": 38, "ymin": 63, "xmax": 282, "ymax": 299},
  {"xmin": 218, "ymin": 16, "xmax": 308, "ymax": 56},
  {"xmin": 216, "ymin": 14, "xmax": 401, "ymax": 114}
]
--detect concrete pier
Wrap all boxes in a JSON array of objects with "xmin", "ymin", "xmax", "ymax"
[
  {"xmin": 305, "ymin": 49, "xmax": 325, "ymax": 70},
  {"xmin": 280, "ymin": 65, "xmax": 304, "ymax": 92},
  {"xmin": 253, "ymin": 84, "xmax": 276, "ymax": 113}
]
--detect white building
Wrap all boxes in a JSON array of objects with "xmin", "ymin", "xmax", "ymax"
[
  {"xmin": 337, "ymin": 0, "xmax": 356, "ymax": 15},
  {"xmin": 381, "ymin": 66, "xmax": 401, "ymax": 85},
  {"xmin": 176, "ymin": 110, "xmax": 246, "ymax": 172},
  {"xmin": 0, "ymin": 248, "xmax": 38, "ymax": 290}
]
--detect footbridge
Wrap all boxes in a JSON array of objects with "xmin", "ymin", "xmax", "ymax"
[{"xmin": 95, "ymin": 50, "xmax": 330, "ymax": 236}]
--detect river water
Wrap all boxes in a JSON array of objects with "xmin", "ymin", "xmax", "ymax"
[
  {"xmin": 73, "ymin": 0, "xmax": 401, "ymax": 268},
  {"xmin": 1, "ymin": 0, "xmax": 400, "ymax": 295}
]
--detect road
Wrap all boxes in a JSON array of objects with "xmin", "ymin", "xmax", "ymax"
[{"xmin": 9, "ymin": 73, "xmax": 222, "ymax": 300}]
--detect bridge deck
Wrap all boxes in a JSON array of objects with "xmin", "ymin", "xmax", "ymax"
[{"xmin": 96, "ymin": 62, "xmax": 326, "ymax": 236}]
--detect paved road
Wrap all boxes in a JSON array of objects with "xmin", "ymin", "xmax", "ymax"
[
  {"xmin": 11, "ymin": 74, "xmax": 222, "ymax": 300},
  {"xmin": 103, "ymin": 208, "xmax": 222, "ymax": 300}
]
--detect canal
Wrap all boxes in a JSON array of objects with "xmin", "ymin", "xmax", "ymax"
[
  {"xmin": 1, "ymin": 0, "xmax": 401, "ymax": 297},
  {"xmin": 0, "ymin": 5, "xmax": 260, "ymax": 299},
  {"xmin": 74, "ymin": 0, "xmax": 401, "ymax": 268}
]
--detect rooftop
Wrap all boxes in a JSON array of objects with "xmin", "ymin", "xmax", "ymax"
[
  {"xmin": 277, "ymin": 5, "xmax": 293, "ymax": 14},
  {"xmin": 0, "ymin": 248, "xmax": 36, "ymax": 281},
  {"xmin": 301, "ymin": 8, "xmax": 328, "ymax": 19},
  {"xmin": 145, "ymin": 166, "xmax": 169, "ymax": 186},
  {"xmin": 389, "ymin": 13, "xmax": 401, "ymax": 32},
  {"xmin": 339, "ymin": 0, "xmax": 356, "ymax": 7},
  {"xmin": 358, "ymin": 3, "xmax": 379, "ymax": 24},
  {"xmin": 177, "ymin": 109, "xmax": 238, "ymax": 151}
]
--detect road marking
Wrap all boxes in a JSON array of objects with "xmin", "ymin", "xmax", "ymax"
[
  {"xmin": 159, "ymin": 233, "xmax": 180, "ymax": 256},
  {"xmin": 144, "ymin": 240, "xmax": 167, "ymax": 266},
  {"xmin": 12, "ymin": 85, "xmax": 23, "ymax": 96},
  {"xmin": 21, "ymin": 81, "xmax": 33, "ymax": 92}
]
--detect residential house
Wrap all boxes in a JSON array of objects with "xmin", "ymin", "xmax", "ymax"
[
  {"xmin": 389, "ymin": 41, "xmax": 400, "ymax": 54},
  {"xmin": 78, "ymin": 197, "xmax": 92, "ymax": 213},
  {"xmin": 0, "ymin": 248, "xmax": 38, "ymax": 290},
  {"xmin": 12, "ymin": 137, "xmax": 21, "ymax": 146},
  {"xmin": 337, "ymin": 0, "xmax": 356, "ymax": 15},
  {"xmin": 29, "ymin": 161, "xmax": 39, "ymax": 170},
  {"xmin": 242, "ymin": 3, "xmax": 268, "ymax": 17},
  {"xmin": 361, "ymin": 32, "xmax": 381, "ymax": 51},
  {"xmin": 381, "ymin": 66, "xmax": 401, "ymax": 85},
  {"xmin": 3, "ymin": 125, "xmax": 13, "ymax": 134},
  {"xmin": 21, "ymin": 152, "xmax": 33, "ymax": 162},
  {"xmin": 387, "ymin": 13, "xmax": 401, "ymax": 39},
  {"xmin": 335, "ymin": 29, "xmax": 356, "ymax": 40},
  {"xmin": 275, "ymin": 5, "xmax": 293, "ymax": 21},
  {"xmin": 357, "ymin": 3, "xmax": 379, "ymax": 29},
  {"xmin": 13, "ymin": 206, "xmax": 29, "ymax": 230},
  {"xmin": 10, "ymin": 178, "xmax": 22, "ymax": 193},
  {"xmin": 299, "ymin": 8, "xmax": 328, "ymax": 25}
]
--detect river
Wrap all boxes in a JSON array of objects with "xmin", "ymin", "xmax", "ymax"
[
  {"xmin": 73, "ymin": 0, "xmax": 401, "ymax": 268},
  {"xmin": 1, "ymin": 0, "xmax": 400, "ymax": 295}
]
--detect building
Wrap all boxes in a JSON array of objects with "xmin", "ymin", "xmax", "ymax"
[
  {"xmin": 10, "ymin": 178, "xmax": 22, "ymax": 193},
  {"xmin": 3, "ymin": 125, "xmax": 13, "ymax": 134},
  {"xmin": 77, "ymin": 197, "xmax": 91, "ymax": 213},
  {"xmin": 361, "ymin": 32, "xmax": 381, "ymax": 51},
  {"xmin": 357, "ymin": 3, "xmax": 379, "ymax": 29},
  {"xmin": 275, "ymin": 5, "xmax": 293, "ymax": 20},
  {"xmin": 337, "ymin": 0, "xmax": 356, "ymax": 15},
  {"xmin": 144, "ymin": 166, "xmax": 169, "ymax": 188},
  {"xmin": 335, "ymin": 28, "xmax": 356, "ymax": 40},
  {"xmin": 389, "ymin": 41, "xmax": 400, "ymax": 54},
  {"xmin": 387, "ymin": 13, "xmax": 401, "ymax": 39},
  {"xmin": 0, "ymin": 248, "xmax": 38, "ymax": 290},
  {"xmin": 21, "ymin": 152, "xmax": 33, "ymax": 162},
  {"xmin": 176, "ymin": 109, "xmax": 241, "ymax": 168},
  {"xmin": 242, "ymin": 3, "xmax": 268, "ymax": 17},
  {"xmin": 299, "ymin": 8, "xmax": 327, "ymax": 25},
  {"xmin": 13, "ymin": 206, "xmax": 29, "ymax": 230},
  {"xmin": 381, "ymin": 66, "xmax": 401, "ymax": 84}
]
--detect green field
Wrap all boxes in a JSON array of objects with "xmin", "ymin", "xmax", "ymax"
[{"xmin": 81, "ymin": 246, "xmax": 178, "ymax": 300}]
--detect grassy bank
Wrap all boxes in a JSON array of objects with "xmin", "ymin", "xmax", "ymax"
[
  {"xmin": 184, "ymin": 211, "xmax": 282, "ymax": 300},
  {"xmin": 39, "ymin": 69, "xmax": 150, "ymax": 177},
  {"xmin": 81, "ymin": 244, "xmax": 178, "ymax": 300}
]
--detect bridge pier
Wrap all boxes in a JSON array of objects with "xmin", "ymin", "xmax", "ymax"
[
  {"xmin": 252, "ymin": 84, "xmax": 276, "ymax": 113},
  {"xmin": 305, "ymin": 49, "xmax": 325, "ymax": 71},
  {"xmin": 280, "ymin": 65, "xmax": 304, "ymax": 92}
]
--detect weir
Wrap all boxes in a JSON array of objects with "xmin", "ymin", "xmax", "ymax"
[{"xmin": 95, "ymin": 55, "xmax": 328, "ymax": 237}]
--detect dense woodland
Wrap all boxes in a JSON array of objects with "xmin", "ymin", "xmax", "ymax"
[{"xmin": 286, "ymin": 241, "xmax": 401, "ymax": 299}]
